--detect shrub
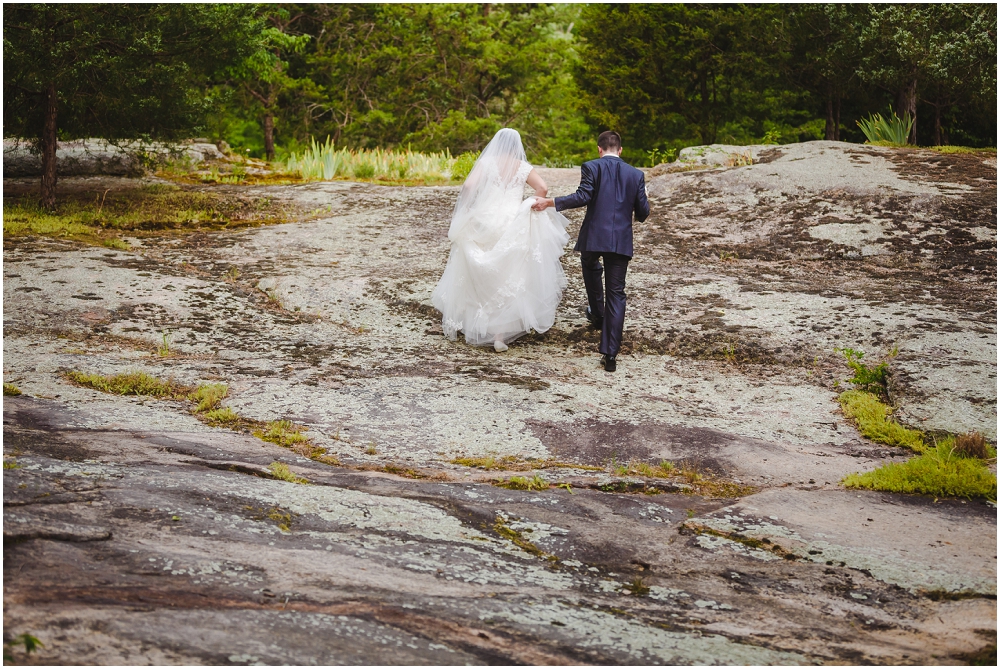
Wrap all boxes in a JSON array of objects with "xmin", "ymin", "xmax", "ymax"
[
  {"xmin": 837, "ymin": 347, "xmax": 891, "ymax": 399},
  {"xmin": 450, "ymin": 151, "xmax": 479, "ymax": 181}
]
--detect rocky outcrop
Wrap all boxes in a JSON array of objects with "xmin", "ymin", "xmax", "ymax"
[{"xmin": 3, "ymin": 138, "xmax": 226, "ymax": 177}]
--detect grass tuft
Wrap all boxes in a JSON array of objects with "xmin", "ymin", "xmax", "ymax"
[
  {"xmin": 953, "ymin": 432, "xmax": 990, "ymax": 460},
  {"xmin": 494, "ymin": 474, "xmax": 549, "ymax": 491},
  {"xmin": 103, "ymin": 238, "xmax": 131, "ymax": 251},
  {"xmin": 3, "ymin": 457, "xmax": 20, "ymax": 470},
  {"xmin": 202, "ymin": 406, "xmax": 240, "ymax": 425},
  {"xmin": 267, "ymin": 461, "xmax": 309, "ymax": 485},
  {"xmin": 4, "ymin": 383, "xmax": 22, "ymax": 396},
  {"xmin": 189, "ymin": 383, "xmax": 228, "ymax": 412},
  {"xmin": 451, "ymin": 455, "xmax": 603, "ymax": 472},
  {"xmin": 838, "ymin": 390, "xmax": 925, "ymax": 452},
  {"xmin": 843, "ymin": 438, "xmax": 997, "ymax": 500},
  {"xmin": 65, "ymin": 370, "xmax": 186, "ymax": 397},
  {"xmin": 254, "ymin": 420, "xmax": 309, "ymax": 449},
  {"xmin": 625, "ymin": 577, "xmax": 650, "ymax": 596}
]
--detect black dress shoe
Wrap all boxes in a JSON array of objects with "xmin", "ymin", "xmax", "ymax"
[
  {"xmin": 586, "ymin": 307, "xmax": 603, "ymax": 330},
  {"xmin": 601, "ymin": 355, "xmax": 617, "ymax": 372}
]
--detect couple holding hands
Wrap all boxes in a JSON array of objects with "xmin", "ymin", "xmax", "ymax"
[{"xmin": 432, "ymin": 129, "xmax": 650, "ymax": 373}]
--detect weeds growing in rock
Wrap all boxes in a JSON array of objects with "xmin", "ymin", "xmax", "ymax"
[
  {"xmin": 843, "ymin": 437, "xmax": 997, "ymax": 500},
  {"xmin": 202, "ymin": 406, "xmax": 240, "ymax": 426},
  {"xmin": 65, "ymin": 370, "xmax": 186, "ymax": 397},
  {"xmin": 837, "ymin": 347, "xmax": 893, "ymax": 399},
  {"xmin": 953, "ymin": 432, "xmax": 990, "ymax": 459},
  {"xmin": 4, "ymin": 457, "xmax": 21, "ymax": 470},
  {"xmin": 254, "ymin": 420, "xmax": 309, "ymax": 449},
  {"xmin": 2, "ymin": 185, "xmax": 294, "ymax": 244},
  {"xmin": 494, "ymin": 474, "xmax": 549, "ymax": 491},
  {"xmin": 4, "ymin": 383, "xmax": 22, "ymax": 396},
  {"xmin": 625, "ymin": 577, "xmax": 650, "ymax": 596},
  {"xmin": 103, "ymin": 237, "xmax": 131, "ymax": 251},
  {"xmin": 3, "ymin": 633, "xmax": 43, "ymax": 663},
  {"xmin": 268, "ymin": 462, "xmax": 309, "ymax": 484},
  {"xmin": 157, "ymin": 332, "xmax": 172, "ymax": 357},
  {"xmin": 189, "ymin": 383, "xmax": 228, "ymax": 412},
  {"xmin": 451, "ymin": 455, "xmax": 602, "ymax": 472},
  {"xmin": 838, "ymin": 390, "xmax": 925, "ymax": 452},
  {"xmin": 492, "ymin": 515, "xmax": 553, "ymax": 560}
]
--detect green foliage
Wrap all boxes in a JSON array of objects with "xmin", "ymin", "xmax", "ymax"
[
  {"xmin": 3, "ymin": 633, "xmax": 43, "ymax": 662},
  {"xmin": 4, "ymin": 383, "xmax": 22, "ymax": 396},
  {"xmin": 268, "ymin": 461, "xmax": 309, "ymax": 484},
  {"xmin": 66, "ymin": 370, "xmax": 183, "ymax": 397},
  {"xmin": 2, "ymin": 186, "xmax": 291, "ymax": 243},
  {"xmin": 3, "ymin": 4, "xmax": 267, "ymax": 142},
  {"xmin": 838, "ymin": 390, "xmax": 926, "ymax": 453},
  {"xmin": 203, "ymin": 407, "xmax": 240, "ymax": 426},
  {"xmin": 843, "ymin": 438, "xmax": 997, "ymax": 500},
  {"xmin": 3, "ymin": 457, "xmax": 20, "ymax": 470},
  {"xmin": 496, "ymin": 474, "xmax": 550, "ymax": 491},
  {"xmin": 103, "ymin": 238, "xmax": 131, "ymax": 251},
  {"xmin": 837, "ymin": 347, "xmax": 893, "ymax": 398},
  {"xmin": 190, "ymin": 383, "xmax": 229, "ymax": 413},
  {"xmin": 282, "ymin": 138, "xmax": 450, "ymax": 184},
  {"xmin": 254, "ymin": 420, "xmax": 309, "ymax": 449},
  {"xmin": 857, "ymin": 109, "xmax": 913, "ymax": 145},
  {"xmin": 450, "ymin": 152, "xmax": 480, "ymax": 182}
]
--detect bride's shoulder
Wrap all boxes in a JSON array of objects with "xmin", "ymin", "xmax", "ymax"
[{"xmin": 517, "ymin": 160, "xmax": 533, "ymax": 178}]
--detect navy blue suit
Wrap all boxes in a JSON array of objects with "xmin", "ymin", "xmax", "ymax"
[{"xmin": 554, "ymin": 155, "xmax": 650, "ymax": 357}]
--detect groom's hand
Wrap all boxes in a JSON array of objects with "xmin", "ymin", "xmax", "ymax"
[{"xmin": 532, "ymin": 197, "xmax": 555, "ymax": 211}]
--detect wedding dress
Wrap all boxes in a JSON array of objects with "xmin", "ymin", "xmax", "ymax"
[{"xmin": 432, "ymin": 128, "xmax": 570, "ymax": 348}]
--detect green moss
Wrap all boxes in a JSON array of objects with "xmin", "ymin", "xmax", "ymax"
[
  {"xmin": 267, "ymin": 461, "xmax": 309, "ymax": 484},
  {"xmin": 65, "ymin": 370, "xmax": 185, "ymax": 397},
  {"xmin": 202, "ymin": 406, "xmax": 240, "ymax": 425},
  {"xmin": 253, "ymin": 420, "xmax": 309, "ymax": 449},
  {"xmin": 3, "ymin": 383, "xmax": 22, "ymax": 396},
  {"xmin": 494, "ymin": 474, "xmax": 549, "ymax": 491},
  {"xmin": 103, "ymin": 238, "xmax": 131, "ymax": 251},
  {"xmin": 189, "ymin": 383, "xmax": 228, "ymax": 412},
  {"xmin": 839, "ymin": 390, "xmax": 926, "ymax": 452},
  {"xmin": 451, "ymin": 455, "xmax": 602, "ymax": 472},
  {"xmin": 926, "ymin": 145, "xmax": 997, "ymax": 155},
  {"xmin": 843, "ymin": 439, "xmax": 997, "ymax": 500}
]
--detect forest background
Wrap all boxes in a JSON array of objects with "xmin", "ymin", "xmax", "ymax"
[{"xmin": 5, "ymin": 2, "xmax": 997, "ymax": 171}]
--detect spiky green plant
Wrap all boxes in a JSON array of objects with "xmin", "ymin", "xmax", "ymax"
[{"xmin": 857, "ymin": 108, "xmax": 913, "ymax": 146}]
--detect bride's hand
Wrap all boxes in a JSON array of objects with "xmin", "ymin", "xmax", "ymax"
[{"xmin": 532, "ymin": 197, "xmax": 554, "ymax": 211}]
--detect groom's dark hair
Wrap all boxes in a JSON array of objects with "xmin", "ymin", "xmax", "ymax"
[{"xmin": 598, "ymin": 130, "xmax": 622, "ymax": 152}]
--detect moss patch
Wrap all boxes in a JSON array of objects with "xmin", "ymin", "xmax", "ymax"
[
  {"xmin": 451, "ymin": 455, "xmax": 602, "ymax": 472},
  {"xmin": 843, "ymin": 438, "xmax": 997, "ymax": 500},
  {"xmin": 189, "ymin": 383, "xmax": 228, "ymax": 412},
  {"xmin": 493, "ymin": 474, "xmax": 550, "ymax": 491},
  {"xmin": 3, "ymin": 184, "xmax": 296, "ymax": 244},
  {"xmin": 839, "ymin": 390, "xmax": 926, "ymax": 452},
  {"xmin": 253, "ymin": 420, "xmax": 310, "ymax": 449},
  {"xmin": 3, "ymin": 383, "xmax": 22, "ymax": 396},
  {"xmin": 65, "ymin": 370, "xmax": 188, "ymax": 397},
  {"xmin": 267, "ymin": 462, "xmax": 309, "ymax": 485}
]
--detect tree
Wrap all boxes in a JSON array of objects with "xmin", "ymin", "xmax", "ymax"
[
  {"xmin": 227, "ymin": 5, "xmax": 310, "ymax": 161},
  {"xmin": 272, "ymin": 3, "xmax": 588, "ymax": 158},
  {"xmin": 3, "ymin": 3, "xmax": 265, "ymax": 206},
  {"xmin": 855, "ymin": 4, "xmax": 994, "ymax": 145},
  {"xmin": 574, "ymin": 4, "xmax": 805, "ymax": 151}
]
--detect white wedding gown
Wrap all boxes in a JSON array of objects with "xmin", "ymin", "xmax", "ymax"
[{"xmin": 432, "ymin": 158, "xmax": 570, "ymax": 347}]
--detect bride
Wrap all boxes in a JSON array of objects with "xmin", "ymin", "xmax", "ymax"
[{"xmin": 432, "ymin": 128, "xmax": 570, "ymax": 352}]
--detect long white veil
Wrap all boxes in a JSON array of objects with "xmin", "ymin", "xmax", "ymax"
[{"xmin": 447, "ymin": 128, "xmax": 528, "ymax": 240}]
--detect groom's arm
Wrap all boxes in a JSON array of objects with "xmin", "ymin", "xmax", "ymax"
[
  {"xmin": 553, "ymin": 162, "xmax": 596, "ymax": 211},
  {"xmin": 634, "ymin": 173, "xmax": 650, "ymax": 222}
]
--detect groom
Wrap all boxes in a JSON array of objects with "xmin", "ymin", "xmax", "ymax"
[{"xmin": 533, "ymin": 131, "xmax": 650, "ymax": 372}]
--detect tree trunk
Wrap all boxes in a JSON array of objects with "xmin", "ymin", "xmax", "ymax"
[
  {"xmin": 40, "ymin": 81, "xmax": 58, "ymax": 209},
  {"xmin": 824, "ymin": 87, "xmax": 835, "ymax": 140},
  {"xmin": 896, "ymin": 77, "xmax": 918, "ymax": 144},
  {"xmin": 933, "ymin": 103, "xmax": 942, "ymax": 146},
  {"xmin": 263, "ymin": 113, "xmax": 275, "ymax": 162},
  {"xmin": 482, "ymin": 3, "xmax": 491, "ymax": 17},
  {"xmin": 834, "ymin": 96, "xmax": 841, "ymax": 141}
]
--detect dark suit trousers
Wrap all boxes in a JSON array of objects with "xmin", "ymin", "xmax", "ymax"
[{"xmin": 580, "ymin": 251, "xmax": 630, "ymax": 357}]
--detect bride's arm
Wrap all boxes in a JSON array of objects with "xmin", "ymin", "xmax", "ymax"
[{"xmin": 526, "ymin": 169, "xmax": 548, "ymax": 198}]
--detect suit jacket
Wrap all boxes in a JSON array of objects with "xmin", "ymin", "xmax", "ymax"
[{"xmin": 554, "ymin": 155, "xmax": 650, "ymax": 258}]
